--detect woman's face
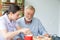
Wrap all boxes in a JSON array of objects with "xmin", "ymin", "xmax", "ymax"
[{"xmin": 11, "ymin": 11, "xmax": 21, "ymax": 21}]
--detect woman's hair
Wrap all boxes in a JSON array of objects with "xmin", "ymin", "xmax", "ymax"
[{"xmin": 3, "ymin": 4, "xmax": 21, "ymax": 15}]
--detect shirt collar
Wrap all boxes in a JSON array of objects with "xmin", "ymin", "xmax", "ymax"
[{"xmin": 23, "ymin": 17, "xmax": 33, "ymax": 24}]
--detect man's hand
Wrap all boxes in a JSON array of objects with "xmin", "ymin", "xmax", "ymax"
[{"xmin": 44, "ymin": 34, "xmax": 50, "ymax": 37}]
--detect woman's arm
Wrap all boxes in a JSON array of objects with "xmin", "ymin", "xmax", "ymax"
[
  {"xmin": 16, "ymin": 26, "xmax": 22, "ymax": 30},
  {"xmin": 0, "ymin": 28, "xmax": 29, "ymax": 39}
]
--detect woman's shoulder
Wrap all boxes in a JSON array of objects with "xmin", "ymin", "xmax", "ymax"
[{"xmin": 0, "ymin": 15, "xmax": 6, "ymax": 23}]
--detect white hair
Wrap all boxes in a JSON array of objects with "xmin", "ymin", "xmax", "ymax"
[{"xmin": 25, "ymin": 5, "xmax": 35, "ymax": 11}]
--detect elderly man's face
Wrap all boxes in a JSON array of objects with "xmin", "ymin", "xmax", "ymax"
[{"xmin": 24, "ymin": 9, "xmax": 35, "ymax": 21}]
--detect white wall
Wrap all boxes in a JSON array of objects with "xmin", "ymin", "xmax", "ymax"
[
  {"xmin": 58, "ymin": 0, "xmax": 60, "ymax": 37},
  {"xmin": 25, "ymin": 0, "xmax": 59, "ymax": 35}
]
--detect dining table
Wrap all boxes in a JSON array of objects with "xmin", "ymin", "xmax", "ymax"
[{"xmin": 33, "ymin": 36, "xmax": 52, "ymax": 40}]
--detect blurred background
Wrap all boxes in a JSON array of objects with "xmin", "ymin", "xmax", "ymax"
[{"xmin": 0, "ymin": 0, "xmax": 60, "ymax": 37}]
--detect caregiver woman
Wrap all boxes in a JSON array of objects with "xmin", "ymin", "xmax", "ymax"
[{"xmin": 0, "ymin": 4, "xmax": 31, "ymax": 40}]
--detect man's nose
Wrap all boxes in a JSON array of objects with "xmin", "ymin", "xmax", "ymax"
[{"xmin": 28, "ymin": 15, "xmax": 31, "ymax": 18}]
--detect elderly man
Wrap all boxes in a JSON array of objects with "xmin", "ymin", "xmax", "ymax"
[{"xmin": 17, "ymin": 5, "xmax": 49, "ymax": 40}]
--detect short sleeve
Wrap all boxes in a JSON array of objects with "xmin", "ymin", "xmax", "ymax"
[{"xmin": 0, "ymin": 21, "xmax": 6, "ymax": 30}]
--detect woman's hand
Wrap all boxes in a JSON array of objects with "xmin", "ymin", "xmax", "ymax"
[{"xmin": 20, "ymin": 28, "xmax": 32, "ymax": 35}]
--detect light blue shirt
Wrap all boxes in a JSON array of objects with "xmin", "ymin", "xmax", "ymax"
[
  {"xmin": 17, "ymin": 17, "xmax": 47, "ymax": 39},
  {"xmin": 0, "ymin": 14, "xmax": 19, "ymax": 40}
]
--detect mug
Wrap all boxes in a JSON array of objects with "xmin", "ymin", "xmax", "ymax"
[{"xmin": 24, "ymin": 35, "xmax": 33, "ymax": 40}]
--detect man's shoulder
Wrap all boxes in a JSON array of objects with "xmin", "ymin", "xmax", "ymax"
[
  {"xmin": 17, "ymin": 17, "xmax": 24, "ymax": 22},
  {"xmin": 18, "ymin": 17, "xmax": 24, "ymax": 20},
  {"xmin": 33, "ymin": 17, "xmax": 40, "ymax": 21}
]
